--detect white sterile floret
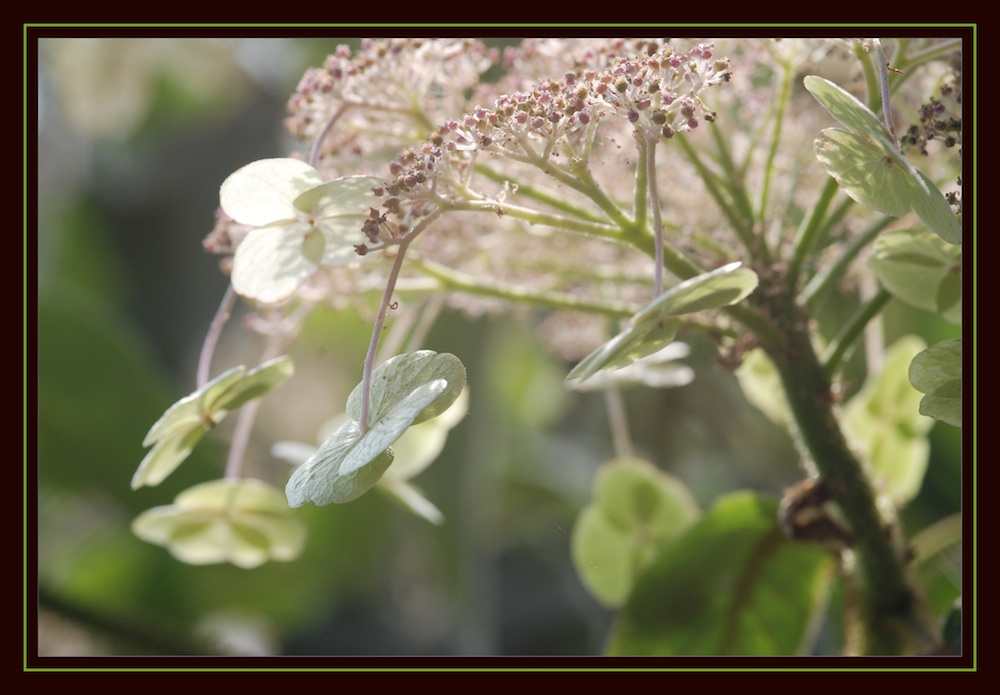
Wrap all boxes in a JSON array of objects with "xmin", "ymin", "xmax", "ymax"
[{"xmin": 219, "ymin": 158, "xmax": 382, "ymax": 304}]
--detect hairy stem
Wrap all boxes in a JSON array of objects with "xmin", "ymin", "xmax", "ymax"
[{"xmin": 759, "ymin": 285, "xmax": 933, "ymax": 654}]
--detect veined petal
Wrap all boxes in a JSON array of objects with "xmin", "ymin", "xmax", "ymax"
[
  {"xmin": 292, "ymin": 175, "xmax": 383, "ymax": 216},
  {"xmin": 131, "ymin": 425, "xmax": 208, "ymax": 489},
  {"xmin": 318, "ymin": 215, "xmax": 372, "ymax": 266},
  {"xmin": 220, "ymin": 158, "xmax": 322, "ymax": 226},
  {"xmin": 231, "ymin": 224, "xmax": 317, "ymax": 304}
]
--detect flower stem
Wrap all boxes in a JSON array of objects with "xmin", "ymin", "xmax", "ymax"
[
  {"xmin": 643, "ymin": 135, "xmax": 665, "ymax": 296},
  {"xmin": 197, "ymin": 284, "xmax": 236, "ymax": 389},
  {"xmin": 358, "ymin": 210, "xmax": 442, "ymax": 433}
]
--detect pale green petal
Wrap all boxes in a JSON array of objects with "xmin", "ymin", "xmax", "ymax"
[
  {"xmin": 142, "ymin": 365, "xmax": 245, "ymax": 445},
  {"xmin": 131, "ymin": 425, "xmax": 207, "ymax": 489},
  {"xmin": 133, "ymin": 479, "xmax": 307, "ymax": 568},
  {"xmin": 318, "ymin": 216, "xmax": 372, "ymax": 267},
  {"xmin": 293, "ymin": 175, "xmax": 383, "ymax": 216},
  {"xmin": 377, "ymin": 478, "xmax": 445, "ymax": 525},
  {"xmin": 231, "ymin": 224, "xmax": 316, "ymax": 304},
  {"xmin": 383, "ymin": 419, "xmax": 449, "ymax": 482},
  {"xmin": 220, "ymin": 158, "xmax": 321, "ymax": 226}
]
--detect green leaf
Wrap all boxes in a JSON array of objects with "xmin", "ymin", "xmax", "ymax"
[
  {"xmin": 869, "ymin": 228, "xmax": 962, "ymax": 323},
  {"xmin": 911, "ymin": 514, "xmax": 962, "ymax": 614},
  {"xmin": 734, "ymin": 348, "xmax": 791, "ymax": 427},
  {"xmin": 346, "ymin": 350, "xmax": 467, "ymax": 427},
  {"xmin": 909, "ymin": 339, "xmax": 962, "ymax": 428},
  {"xmin": 909, "ymin": 168, "xmax": 962, "ymax": 245},
  {"xmin": 566, "ymin": 319, "xmax": 680, "ymax": 384},
  {"xmin": 142, "ymin": 366, "xmax": 245, "ymax": 446},
  {"xmin": 805, "ymin": 76, "xmax": 961, "ymax": 244},
  {"xmin": 607, "ymin": 492, "xmax": 835, "ymax": 655},
  {"xmin": 804, "ymin": 75, "xmax": 895, "ymax": 149},
  {"xmin": 571, "ymin": 457, "xmax": 700, "ymax": 607},
  {"xmin": 567, "ymin": 263, "xmax": 757, "ymax": 384},
  {"xmin": 814, "ymin": 129, "xmax": 913, "ymax": 217},
  {"xmin": 566, "ymin": 343, "xmax": 694, "ymax": 392},
  {"xmin": 844, "ymin": 336, "xmax": 933, "ymax": 505}
]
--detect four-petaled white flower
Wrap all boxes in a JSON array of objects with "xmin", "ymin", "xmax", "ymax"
[
  {"xmin": 219, "ymin": 158, "xmax": 382, "ymax": 304},
  {"xmin": 132, "ymin": 478, "xmax": 307, "ymax": 569},
  {"xmin": 272, "ymin": 388, "xmax": 469, "ymax": 525}
]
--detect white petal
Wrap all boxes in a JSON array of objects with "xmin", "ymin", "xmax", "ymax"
[
  {"xmin": 232, "ymin": 225, "xmax": 316, "ymax": 304},
  {"xmin": 319, "ymin": 215, "xmax": 371, "ymax": 266},
  {"xmin": 220, "ymin": 158, "xmax": 321, "ymax": 226}
]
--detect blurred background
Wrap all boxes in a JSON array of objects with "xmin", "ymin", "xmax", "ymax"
[{"xmin": 31, "ymin": 35, "xmax": 962, "ymax": 658}]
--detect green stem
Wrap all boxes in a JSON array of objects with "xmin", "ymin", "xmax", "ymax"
[
  {"xmin": 710, "ymin": 122, "xmax": 757, "ymax": 238},
  {"xmin": 473, "ymin": 164, "xmax": 607, "ymax": 223},
  {"xmin": 788, "ymin": 176, "xmax": 841, "ymax": 290},
  {"xmin": 642, "ymin": 135, "xmax": 665, "ymax": 296},
  {"xmin": 412, "ymin": 257, "xmax": 636, "ymax": 318},
  {"xmin": 445, "ymin": 197, "xmax": 621, "ymax": 241},
  {"xmin": 802, "ymin": 214, "xmax": 894, "ymax": 309},
  {"xmin": 760, "ymin": 286, "xmax": 932, "ymax": 655},
  {"xmin": 675, "ymin": 135, "xmax": 755, "ymax": 252},
  {"xmin": 822, "ymin": 287, "xmax": 893, "ymax": 378},
  {"xmin": 757, "ymin": 60, "xmax": 794, "ymax": 237}
]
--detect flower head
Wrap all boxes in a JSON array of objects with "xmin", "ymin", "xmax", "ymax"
[
  {"xmin": 219, "ymin": 158, "xmax": 382, "ymax": 304},
  {"xmin": 132, "ymin": 478, "xmax": 307, "ymax": 568},
  {"xmin": 272, "ymin": 387, "xmax": 468, "ymax": 524}
]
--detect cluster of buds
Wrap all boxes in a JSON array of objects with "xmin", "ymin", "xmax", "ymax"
[
  {"xmin": 590, "ymin": 42, "xmax": 731, "ymax": 140},
  {"xmin": 284, "ymin": 38, "xmax": 498, "ymax": 179},
  {"xmin": 901, "ymin": 79, "xmax": 962, "ymax": 157},
  {"xmin": 371, "ymin": 41, "xmax": 731, "ymax": 229}
]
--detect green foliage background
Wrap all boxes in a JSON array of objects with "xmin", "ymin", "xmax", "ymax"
[{"xmin": 31, "ymin": 36, "xmax": 962, "ymax": 657}]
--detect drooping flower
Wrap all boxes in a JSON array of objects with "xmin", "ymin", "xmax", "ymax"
[
  {"xmin": 272, "ymin": 388, "xmax": 468, "ymax": 524},
  {"xmin": 132, "ymin": 478, "xmax": 307, "ymax": 568},
  {"xmin": 219, "ymin": 158, "xmax": 382, "ymax": 304}
]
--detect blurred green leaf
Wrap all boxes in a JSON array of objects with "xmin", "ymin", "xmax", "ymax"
[
  {"xmin": 607, "ymin": 491, "xmax": 835, "ymax": 655},
  {"xmin": 814, "ymin": 128, "xmax": 913, "ymax": 217},
  {"xmin": 571, "ymin": 457, "xmax": 700, "ymax": 607},
  {"xmin": 843, "ymin": 336, "xmax": 932, "ymax": 505},
  {"xmin": 909, "ymin": 339, "xmax": 962, "ymax": 428},
  {"xmin": 869, "ymin": 228, "xmax": 961, "ymax": 323}
]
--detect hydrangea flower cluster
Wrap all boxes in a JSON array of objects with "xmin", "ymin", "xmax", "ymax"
[
  {"xmin": 285, "ymin": 38, "xmax": 498, "ymax": 179},
  {"xmin": 374, "ymin": 42, "xmax": 731, "ymax": 226}
]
